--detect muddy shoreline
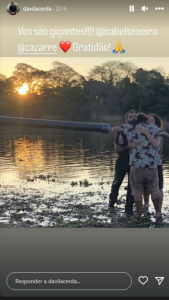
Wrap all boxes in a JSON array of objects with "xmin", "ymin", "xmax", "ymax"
[{"xmin": 0, "ymin": 179, "xmax": 169, "ymax": 228}]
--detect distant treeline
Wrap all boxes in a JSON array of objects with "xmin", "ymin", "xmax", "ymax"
[{"xmin": 0, "ymin": 61, "xmax": 169, "ymax": 122}]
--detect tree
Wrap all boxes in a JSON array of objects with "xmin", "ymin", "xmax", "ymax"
[
  {"xmin": 88, "ymin": 61, "xmax": 136, "ymax": 86},
  {"xmin": 48, "ymin": 61, "xmax": 86, "ymax": 89},
  {"xmin": 10, "ymin": 63, "xmax": 49, "ymax": 94}
]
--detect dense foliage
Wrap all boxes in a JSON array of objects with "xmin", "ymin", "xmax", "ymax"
[{"xmin": 0, "ymin": 61, "xmax": 169, "ymax": 122}]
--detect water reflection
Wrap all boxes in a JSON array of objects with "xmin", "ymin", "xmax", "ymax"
[
  {"xmin": 0, "ymin": 125, "xmax": 169, "ymax": 187},
  {"xmin": 0, "ymin": 126, "xmax": 169, "ymax": 227},
  {"xmin": 0, "ymin": 126, "xmax": 116, "ymax": 183}
]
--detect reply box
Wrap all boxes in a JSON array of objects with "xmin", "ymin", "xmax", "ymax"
[{"xmin": 7, "ymin": 272, "xmax": 132, "ymax": 291}]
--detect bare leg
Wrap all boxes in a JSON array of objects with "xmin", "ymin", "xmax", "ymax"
[
  {"xmin": 159, "ymin": 189, "xmax": 163, "ymax": 212},
  {"xmin": 151, "ymin": 193, "xmax": 161, "ymax": 217},
  {"xmin": 134, "ymin": 197, "xmax": 142, "ymax": 217},
  {"xmin": 143, "ymin": 189, "xmax": 149, "ymax": 208},
  {"xmin": 143, "ymin": 188, "xmax": 150, "ymax": 214}
]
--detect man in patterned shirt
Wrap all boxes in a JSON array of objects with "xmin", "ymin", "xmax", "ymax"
[
  {"xmin": 109, "ymin": 110, "xmax": 138, "ymax": 214},
  {"xmin": 111, "ymin": 113, "xmax": 167, "ymax": 217}
]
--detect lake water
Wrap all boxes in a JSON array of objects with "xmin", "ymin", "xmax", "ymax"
[{"xmin": 0, "ymin": 125, "xmax": 169, "ymax": 227}]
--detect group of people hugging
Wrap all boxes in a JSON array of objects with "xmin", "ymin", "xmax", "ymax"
[{"xmin": 109, "ymin": 110, "xmax": 169, "ymax": 218}]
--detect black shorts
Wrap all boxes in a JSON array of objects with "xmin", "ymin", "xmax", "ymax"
[{"xmin": 158, "ymin": 165, "xmax": 163, "ymax": 190}]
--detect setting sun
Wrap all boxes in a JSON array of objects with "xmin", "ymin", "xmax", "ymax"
[{"xmin": 17, "ymin": 83, "xmax": 29, "ymax": 95}]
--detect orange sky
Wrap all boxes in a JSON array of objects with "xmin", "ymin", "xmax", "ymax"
[{"xmin": 0, "ymin": 57, "xmax": 169, "ymax": 78}]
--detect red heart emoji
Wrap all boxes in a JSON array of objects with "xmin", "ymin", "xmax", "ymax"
[{"xmin": 59, "ymin": 41, "xmax": 71, "ymax": 52}]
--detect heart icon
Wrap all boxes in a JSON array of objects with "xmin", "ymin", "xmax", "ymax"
[
  {"xmin": 59, "ymin": 41, "xmax": 71, "ymax": 53},
  {"xmin": 138, "ymin": 276, "xmax": 148, "ymax": 285}
]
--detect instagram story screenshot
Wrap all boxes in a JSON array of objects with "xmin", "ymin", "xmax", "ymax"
[{"xmin": 0, "ymin": 0, "xmax": 169, "ymax": 298}]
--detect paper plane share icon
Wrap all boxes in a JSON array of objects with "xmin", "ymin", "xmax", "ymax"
[{"xmin": 155, "ymin": 277, "xmax": 164, "ymax": 285}]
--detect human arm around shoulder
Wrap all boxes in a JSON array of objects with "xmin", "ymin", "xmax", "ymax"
[
  {"xmin": 144, "ymin": 129, "xmax": 158, "ymax": 148},
  {"xmin": 111, "ymin": 126, "xmax": 123, "ymax": 133},
  {"xmin": 110, "ymin": 124, "xmax": 129, "ymax": 134},
  {"xmin": 153, "ymin": 125, "xmax": 169, "ymax": 138},
  {"xmin": 157, "ymin": 136, "xmax": 162, "ymax": 147},
  {"xmin": 162, "ymin": 131, "xmax": 169, "ymax": 138},
  {"xmin": 114, "ymin": 133, "xmax": 138, "ymax": 154},
  {"xmin": 137, "ymin": 126, "xmax": 158, "ymax": 148},
  {"xmin": 115, "ymin": 142, "xmax": 138, "ymax": 154}
]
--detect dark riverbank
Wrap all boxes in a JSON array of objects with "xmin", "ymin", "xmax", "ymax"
[{"xmin": 0, "ymin": 179, "xmax": 169, "ymax": 228}]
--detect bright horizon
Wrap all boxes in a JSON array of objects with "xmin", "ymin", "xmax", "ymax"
[{"xmin": 1, "ymin": 57, "xmax": 169, "ymax": 79}]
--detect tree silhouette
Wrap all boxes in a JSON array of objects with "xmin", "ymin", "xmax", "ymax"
[{"xmin": 0, "ymin": 61, "xmax": 169, "ymax": 121}]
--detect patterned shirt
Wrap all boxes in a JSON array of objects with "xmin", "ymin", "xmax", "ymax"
[{"xmin": 119, "ymin": 123, "xmax": 164, "ymax": 169}]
